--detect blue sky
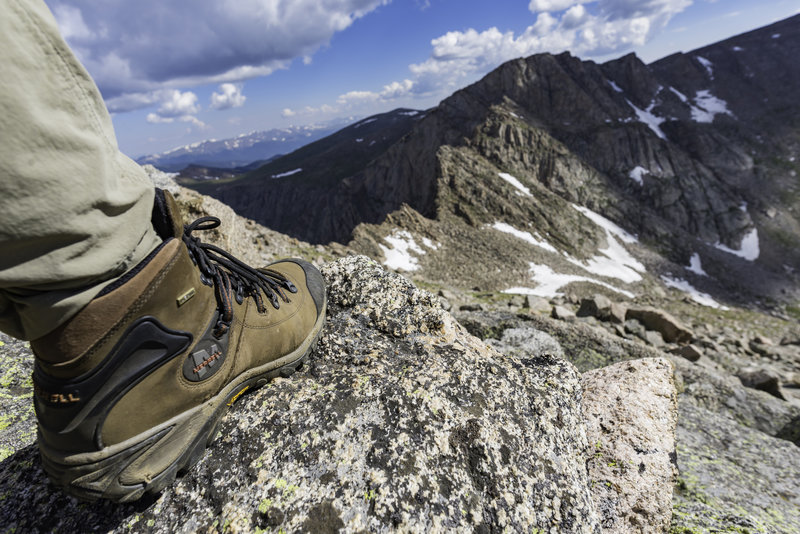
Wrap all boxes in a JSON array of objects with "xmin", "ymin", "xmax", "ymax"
[{"xmin": 45, "ymin": 0, "xmax": 800, "ymax": 158}]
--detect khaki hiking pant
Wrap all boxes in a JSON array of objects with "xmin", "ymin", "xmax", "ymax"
[{"xmin": 0, "ymin": 0, "xmax": 161, "ymax": 340}]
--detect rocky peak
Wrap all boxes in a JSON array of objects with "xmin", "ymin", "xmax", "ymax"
[{"xmin": 193, "ymin": 17, "xmax": 799, "ymax": 312}]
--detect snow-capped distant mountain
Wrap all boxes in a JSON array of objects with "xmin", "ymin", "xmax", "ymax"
[{"xmin": 136, "ymin": 117, "xmax": 356, "ymax": 171}]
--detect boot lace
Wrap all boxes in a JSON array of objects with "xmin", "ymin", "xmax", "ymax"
[{"xmin": 182, "ymin": 216, "xmax": 297, "ymax": 338}]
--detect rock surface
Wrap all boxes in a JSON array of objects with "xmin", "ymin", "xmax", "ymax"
[
  {"xmin": 577, "ymin": 295, "xmax": 613, "ymax": 321},
  {"xmin": 0, "ymin": 256, "xmax": 604, "ymax": 533},
  {"xmin": 626, "ymin": 307, "xmax": 692, "ymax": 344},
  {"xmin": 582, "ymin": 359, "xmax": 677, "ymax": 534},
  {"xmin": 737, "ymin": 367, "xmax": 786, "ymax": 400},
  {"xmin": 668, "ymin": 344, "xmax": 703, "ymax": 362},
  {"xmin": 671, "ymin": 397, "xmax": 800, "ymax": 533},
  {"xmin": 457, "ymin": 306, "xmax": 800, "ymax": 534}
]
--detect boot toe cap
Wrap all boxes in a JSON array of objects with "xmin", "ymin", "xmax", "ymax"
[{"xmin": 269, "ymin": 259, "xmax": 326, "ymax": 317}]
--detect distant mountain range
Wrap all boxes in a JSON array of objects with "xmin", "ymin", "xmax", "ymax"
[
  {"xmin": 183, "ymin": 15, "xmax": 800, "ymax": 310},
  {"xmin": 136, "ymin": 117, "xmax": 356, "ymax": 172}
]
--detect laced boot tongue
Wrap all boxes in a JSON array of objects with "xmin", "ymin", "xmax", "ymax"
[
  {"xmin": 151, "ymin": 189, "xmax": 185, "ymax": 239},
  {"xmin": 182, "ymin": 216, "xmax": 298, "ymax": 338}
]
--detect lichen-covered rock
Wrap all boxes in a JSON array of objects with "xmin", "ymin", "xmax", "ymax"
[
  {"xmin": 455, "ymin": 311, "xmax": 664, "ymax": 373},
  {"xmin": 777, "ymin": 415, "xmax": 800, "ymax": 447},
  {"xmin": 671, "ymin": 397, "xmax": 800, "ymax": 533},
  {"xmin": 672, "ymin": 356, "xmax": 798, "ymax": 438},
  {"xmin": 581, "ymin": 358, "xmax": 678, "ymax": 534},
  {"xmin": 0, "ymin": 333, "xmax": 35, "ymax": 462},
  {"xmin": 450, "ymin": 308, "xmax": 800, "ymax": 533},
  {"xmin": 485, "ymin": 327, "xmax": 565, "ymax": 360},
  {"xmin": 0, "ymin": 256, "xmax": 600, "ymax": 533}
]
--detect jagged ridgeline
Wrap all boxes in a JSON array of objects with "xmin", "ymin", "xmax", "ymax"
[{"xmin": 186, "ymin": 15, "xmax": 800, "ymax": 309}]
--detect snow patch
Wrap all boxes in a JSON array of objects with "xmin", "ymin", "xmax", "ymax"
[
  {"xmin": 356, "ymin": 138, "xmax": 364, "ymax": 143},
  {"xmin": 661, "ymin": 276, "xmax": 726, "ymax": 309},
  {"xmin": 608, "ymin": 80, "xmax": 624, "ymax": 93},
  {"xmin": 691, "ymin": 90, "xmax": 733, "ymax": 123},
  {"xmin": 627, "ymin": 99, "xmax": 667, "ymax": 139},
  {"xmin": 669, "ymin": 87, "xmax": 688, "ymax": 103},
  {"xmin": 498, "ymin": 172, "xmax": 532, "ymax": 197},
  {"xmin": 687, "ymin": 253, "xmax": 707, "ymax": 276},
  {"xmin": 629, "ymin": 166, "xmax": 647, "ymax": 186},
  {"xmin": 510, "ymin": 111, "xmax": 524, "ymax": 119},
  {"xmin": 421, "ymin": 237, "xmax": 440, "ymax": 250},
  {"xmin": 696, "ymin": 56, "xmax": 714, "ymax": 78},
  {"xmin": 572, "ymin": 205, "xmax": 638, "ymax": 244},
  {"xmin": 355, "ymin": 118, "xmax": 377, "ymax": 128},
  {"xmin": 504, "ymin": 263, "xmax": 635, "ymax": 299},
  {"xmin": 772, "ymin": 33, "xmax": 781, "ymax": 39},
  {"xmin": 732, "ymin": 46, "xmax": 744, "ymax": 51},
  {"xmin": 491, "ymin": 222, "xmax": 557, "ymax": 253},
  {"xmin": 569, "ymin": 205, "xmax": 644, "ymax": 284},
  {"xmin": 379, "ymin": 230, "xmax": 425, "ymax": 271},
  {"xmin": 398, "ymin": 110, "xmax": 420, "ymax": 116},
  {"xmin": 713, "ymin": 228, "xmax": 760, "ymax": 261},
  {"xmin": 272, "ymin": 168, "xmax": 302, "ymax": 178}
]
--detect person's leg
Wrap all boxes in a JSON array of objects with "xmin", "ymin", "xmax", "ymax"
[
  {"xmin": 0, "ymin": 0, "xmax": 161, "ymax": 340},
  {"xmin": 0, "ymin": 0, "xmax": 327, "ymax": 503}
]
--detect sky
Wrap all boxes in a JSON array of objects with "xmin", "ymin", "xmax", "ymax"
[{"xmin": 45, "ymin": 0, "xmax": 800, "ymax": 159}]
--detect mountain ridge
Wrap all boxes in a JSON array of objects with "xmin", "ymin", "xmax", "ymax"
[
  {"xmin": 187, "ymin": 15, "xmax": 800, "ymax": 310},
  {"xmin": 136, "ymin": 117, "xmax": 356, "ymax": 171}
]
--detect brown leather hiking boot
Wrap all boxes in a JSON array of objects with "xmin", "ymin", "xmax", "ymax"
[{"xmin": 30, "ymin": 190, "xmax": 326, "ymax": 502}]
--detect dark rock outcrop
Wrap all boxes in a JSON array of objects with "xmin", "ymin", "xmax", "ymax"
[{"xmin": 737, "ymin": 367, "xmax": 786, "ymax": 400}]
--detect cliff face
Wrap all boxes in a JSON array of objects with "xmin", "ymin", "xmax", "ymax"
[{"xmin": 200, "ymin": 109, "xmax": 429, "ymax": 245}]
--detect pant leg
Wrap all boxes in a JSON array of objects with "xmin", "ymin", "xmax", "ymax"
[{"xmin": 0, "ymin": 0, "xmax": 161, "ymax": 340}]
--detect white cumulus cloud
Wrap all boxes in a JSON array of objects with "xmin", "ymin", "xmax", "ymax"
[
  {"xmin": 146, "ymin": 90, "xmax": 207, "ymax": 128},
  {"xmin": 338, "ymin": 0, "xmax": 689, "ymax": 108},
  {"xmin": 336, "ymin": 79, "xmax": 415, "ymax": 106},
  {"xmin": 46, "ymin": 0, "xmax": 390, "ymax": 111},
  {"xmin": 210, "ymin": 83, "xmax": 246, "ymax": 110},
  {"xmin": 157, "ymin": 90, "xmax": 200, "ymax": 118},
  {"xmin": 529, "ymin": 0, "xmax": 586, "ymax": 13}
]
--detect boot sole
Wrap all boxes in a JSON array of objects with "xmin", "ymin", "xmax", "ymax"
[{"xmin": 39, "ymin": 301, "xmax": 326, "ymax": 503}]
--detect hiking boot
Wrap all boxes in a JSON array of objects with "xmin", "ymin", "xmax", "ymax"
[{"xmin": 30, "ymin": 189, "xmax": 326, "ymax": 502}]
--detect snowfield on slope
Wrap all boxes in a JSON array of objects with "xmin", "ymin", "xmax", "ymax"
[
  {"xmin": 491, "ymin": 222, "xmax": 557, "ymax": 253},
  {"xmin": 504, "ymin": 263, "xmax": 635, "ymax": 299},
  {"xmin": 497, "ymin": 172, "xmax": 532, "ymax": 197},
  {"xmin": 568, "ymin": 205, "xmax": 645, "ymax": 284},
  {"xmin": 379, "ymin": 230, "xmax": 439, "ymax": 272},
  {"xmin": 713, "ymin": 228, "xmax": 760, "ymax": 261}
]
